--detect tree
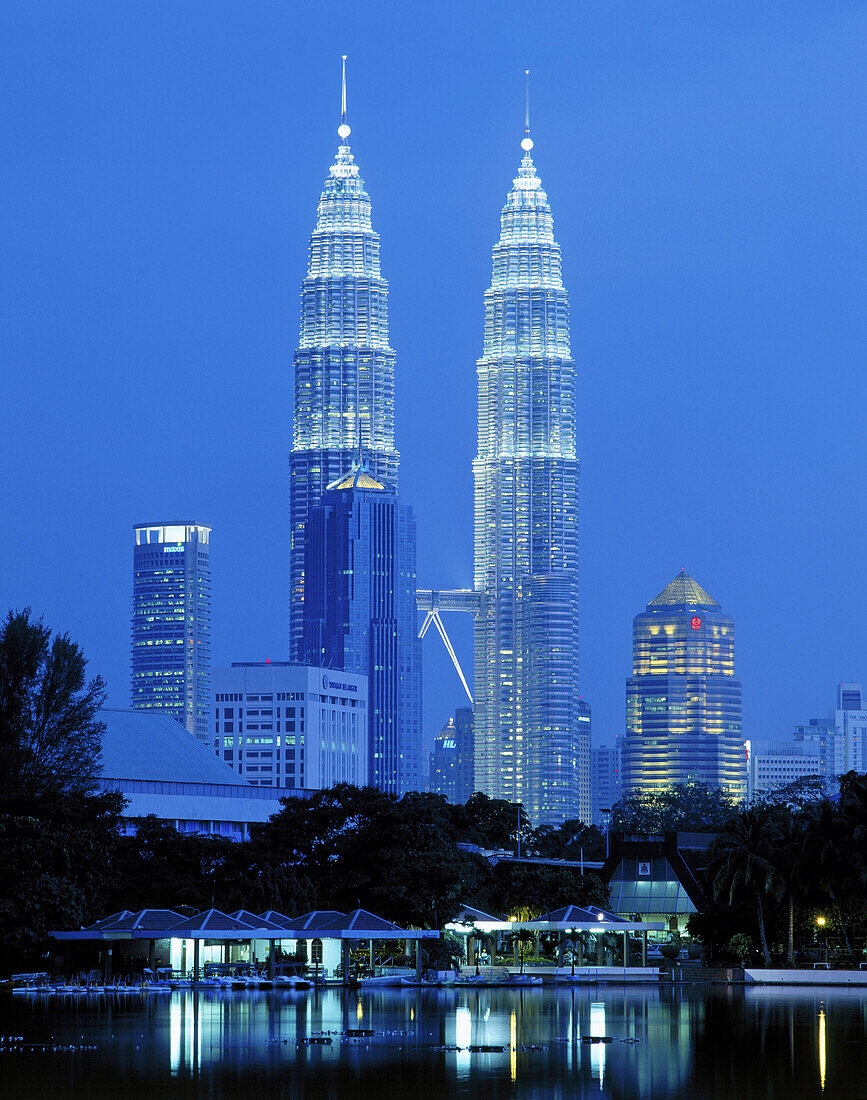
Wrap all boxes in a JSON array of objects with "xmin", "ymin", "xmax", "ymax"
[
  {"xmin": 708, "ymin": 806, "xmax": 782, "ymax": 966},
  {"xmin": 527, "ymin": 819, "xmax": 605, "ymax": 861},
  {"xmin": 0, "ymin": 609, "xmax": 106, "ymax": 802},
  {"xmin": 0, "ymin": 790, "xmax": 125, "ymax": 960},
  {"xmin": 453, "ymin": 793, "xmax": 529, "ymax": 850},
  {"xmin": 612, "ymin": 782, "xmax": 739, "ymax": 835},
  {"xmin": 801, "ymin": 797, "xmax": 859, "ymax": 963}
]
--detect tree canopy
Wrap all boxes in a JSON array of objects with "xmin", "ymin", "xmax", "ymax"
[
  {"xmin": 611, "ymin": 781, "xmax": 740, "ymax": 835},
  {"xmin": 0, "ymin": 608, "xmax": 106, "ymax": 802}
]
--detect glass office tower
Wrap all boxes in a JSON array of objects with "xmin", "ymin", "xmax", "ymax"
[
  {"xmin": 621, "ymin": 570, "xmax": 746, "ymax": 800},
  {"xmin": 289, "ymin": 103, "xmax": 399, "ymax": 658},
  {"xmin": 472, "ymin": 125, "xmax": 586, "ymax": 825},
  {"xmin": 429, "ymin": 708, "xmax": 475, "ymax": 804},
  {"xmin": 301, "ymin": 465, "xmax": 421, "ymax": 794},
  {"xmin": 131, "ymin": 522, "xmax": 211, "ymax": 744}
]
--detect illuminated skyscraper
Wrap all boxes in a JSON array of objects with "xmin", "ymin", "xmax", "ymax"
[
  {"xmin": 301, "ymin": 464, "xmax": 421, "ymax": 794},
  {"xmin": 472, "ymin": 99, "xmax": 586, "ymax": 825},
  {"xmin": 621, "ymin": 570, "xmax": 746, "ymax": 800},
  {"xmin": 290, "ymin": 61, "xmax": 399, "ymax": 657},
  {"xmin": 131, "ymin": 522, "xmax": 211, "ymax": 744}
]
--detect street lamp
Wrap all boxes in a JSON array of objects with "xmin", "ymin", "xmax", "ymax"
[{"xmin": 817, "ymin": 916, "xmax": 827, "ymax": 966}]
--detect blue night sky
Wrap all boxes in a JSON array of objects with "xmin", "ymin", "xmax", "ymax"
[{"xmin": 2, "ymin": 1, "xmax": 866, "ymax": 755}]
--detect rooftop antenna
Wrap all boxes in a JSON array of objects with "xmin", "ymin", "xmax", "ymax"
[
  {"xmin": 521, "ymin": 69, "xmax": 534, "ymax": 152},
  {"xmin": 338, "ymin": 55, "xmax": 351, "ymax": 142}
]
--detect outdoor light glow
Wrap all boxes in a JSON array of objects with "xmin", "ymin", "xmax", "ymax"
[{"xmin": 819, "ymin": 1009, "xmax": 826, "ymax": 1091}]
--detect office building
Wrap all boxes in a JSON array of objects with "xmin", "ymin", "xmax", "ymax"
[
  {"xmin": 429, "ymin": 708, "xmax": 475, "ymax": 804},
  {"xmin": 591, "ymin": 738, "xmax": 622, "ymax": 829},
  {"xmin": 289, "ymin": 67, "xmax": 399, "ymax": 658},
  {"xmin": 621, "ymin": 571, "xmax": 746, "ymax": 801},
  {"xmin": 131, "ymin": 522, "xmax": 211, "ymax": 744},
  {"xmin": 794, "ymin": 682, "xmax": 867, "ymax": 786},
  {"xmin": 301, "ymin": 465, "xmax": 421, "ymax": 794},
  {"xmin": 471, "ymin": 114, "xmax": 586, "ymax": 825},
  {"xmin": 747, "ymin": 739, "xmax": 821, "ymax": 801},
  {"xmin": 213, "ymin": 663, "xmax": 367, "ymax": 790}
]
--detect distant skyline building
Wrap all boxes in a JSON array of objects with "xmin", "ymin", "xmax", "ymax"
[
  {"xmin": 131, "ymin": 522, "xmax": 211, "ymax": 744},
  {"xmin": 301, "ymin": 465, "xmax": 422, "ymax": 795},
  {"xmin": 747, "ymin": 739, "xmax": 821, "ymax": 802},
  {"xmin": 794, "ymin": 681, "xmax": 867, "ymax": 786},
  {"xmin": 591, "ymin": 737, "xmax": 622, "ymax": 829},
  {"xmin": 213, "ymin": 662, "xmax": 367, "ymax": 790},
  {"xmin": 289, "ymin": 63, "xmax": 399, "ymax": 659},
  {"xmin": 621, "ymin": 570, "xmax": 746, "ymax": 801},
  {"xmin": 429, "ymin": 708, "xmax": 475, "ymax": 804},
  {"xmin": 471, "ymin": 110, "xmax": 586, "ymax": 825}
]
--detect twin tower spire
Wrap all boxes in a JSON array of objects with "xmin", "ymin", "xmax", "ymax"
[{"xmin": 289, "ymin": 60, "xmax": 584, "ymax": 824}]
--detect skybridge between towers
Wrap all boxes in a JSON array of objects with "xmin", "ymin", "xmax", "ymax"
[{"xmin": 416, "ymin": 589, "xmax": 479, "ymax": 705}]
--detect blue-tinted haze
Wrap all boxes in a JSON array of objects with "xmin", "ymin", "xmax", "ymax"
[{"xmin": 1, "ymin": 1, "xmax": 865, "ymax": 755}]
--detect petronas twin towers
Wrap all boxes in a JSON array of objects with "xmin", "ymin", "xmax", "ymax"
[{"xmin": 290, "ymin": 64, "xmax": 588, "ymax": 823}]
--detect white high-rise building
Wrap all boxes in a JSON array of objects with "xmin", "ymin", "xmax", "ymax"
[
  {"xmin": 747, "ymin": 740, "xmax": 821, "ymax": 801},
  {"xmin": 793, "ymin": 682, "xmax": 867, "ymax": 788},
  {"xmin": 212, "ymin": 663, "xmax": 367, "ymax": 790}
]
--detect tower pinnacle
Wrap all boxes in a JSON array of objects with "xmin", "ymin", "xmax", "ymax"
[
  {"xmin": 521, "ymin": 69, "xmax": 534, "ymax": 152},
  {"xmin": 338, "ymin": 55, "xmax": 351, "ymax": 142}
]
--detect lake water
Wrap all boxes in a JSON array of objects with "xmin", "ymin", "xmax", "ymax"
[{"xmin": 0, "ymin": 984, "xmax": 865, "ymax": 1098}]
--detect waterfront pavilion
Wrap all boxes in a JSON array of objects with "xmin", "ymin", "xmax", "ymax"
[
  {"xmin": 445, "ymin": 903, "xmax": 664, "ymax": 969},
  {"xmin": 51, "ymin": 907, "xmax": 438, "ymax": 983},
  {"xmin": 51, "ymin": 908, "xmax": 286, "ymax": 980},
  {"xmin": 278, "ymin": 909, "xmax": 439, "ymax": 981}
]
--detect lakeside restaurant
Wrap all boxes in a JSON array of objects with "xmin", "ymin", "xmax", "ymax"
[
  {"xmin": 51, "ymin": 907, "xmax": 438, "ymax": 983},
  {"xmin": 445, "ymin": 903, "xmax": 665, "ymax": 973}
]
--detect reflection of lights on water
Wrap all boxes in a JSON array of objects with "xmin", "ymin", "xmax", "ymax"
[
  {"xmin": 510, "ymin": 1011, "xmax": 517, "ymax": 1082},
  {"xmin": 410, "ymin": 1006, "xmax": 414, "ymax": 1022},
  {"xmin": 455, "ymin": 1007, "xmax": 471, "ymax": 1076},
  {"xmin": 357, "ymin": 1001, "xmax": 364, "ymax": 1022},
  {"xmin": 590, "ymin": 1002, "xmax": 606, "ymax": 1088},
  {"xmin": 169, "ymin": 994, "xmax": 199, "ymax": 1076},
  {"xmin": 170, "ymin": 998, "xmax": 180, "ymax": 1074},
  {"xmin": 819, "ymin": 1008, "xmax": 826, "ymax": 1091}
]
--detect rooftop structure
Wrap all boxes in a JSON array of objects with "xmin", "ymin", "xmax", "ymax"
[{"xmin": 97, "ymin": 708, "xmax": 297, "ymax": 839}]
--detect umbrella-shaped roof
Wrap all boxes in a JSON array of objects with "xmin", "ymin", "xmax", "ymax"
[
  {"xmin": 537, "ymin": 905, "xmax": 628, "ymax": 926},
  {"xmin": 166, "ymin": 908, "xmax": 274, "ymax": 939},
  {"xmin": 230, "ymin": 910, "xmax": 286, "ymax": 932},
  {"xmin": 260, "ymin": 910, "xmax": 296, "ymax": 929},
  {"xmin": 314, "ymin": 909, "xmax": 439, "ymax": 940},
  {"xmin": 101, "ymin": 909, "xmax": 185, "ymax": 934},
  {"xmin": 83, "ymin": 910, "xmax": 133, "ymax": 932},
  {"xmin": 280, "ymin": 910, "xmax": 347, "ymax": 933}
]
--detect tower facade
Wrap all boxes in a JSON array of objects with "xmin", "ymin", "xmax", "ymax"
[
  {"xmin": 621, "ymin": 570, "xmax": 746, "ymax": 801},
  {"xmin": 302, "ymin": 465, "xmax": 421, "ymax": 794},
  {"xmin": 472, "ymin": 124, "xmax": 585, "ymax": 825},
  {"xmin": 131, "ymin": 522, "xmax": 211, "ymax": 744},
  {"xmin": 429, "ymin": 707, "xmax": 475, "ymax": 804},
  {"xmin": 289, "ymin": 85, "xmax": 399, "ymax": 657}
]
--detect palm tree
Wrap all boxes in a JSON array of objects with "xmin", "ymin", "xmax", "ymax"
[
  {"xmin": 512, "ymin": 929, "xmax": 534, "ymax": 975},
  {"xmin": 709, "ymin": 806, "xmax": 782, "ymax": 966},
  {"xmin": 802, "ymin": 798, "xmax": 857, "ymax": 964},
  {"xmin": 771, "ymin": 806, "xmax": 810, "ymax": 966}
]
